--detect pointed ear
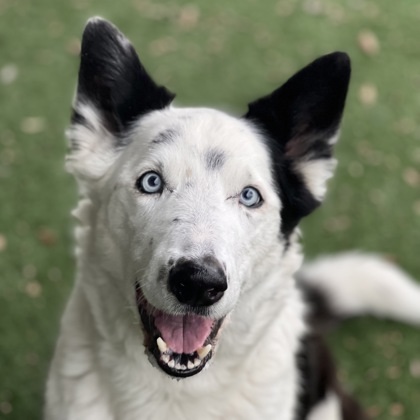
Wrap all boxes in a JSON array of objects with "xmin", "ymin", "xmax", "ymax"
[
  {"xmin": 67, "ymin": 17, "xmax": 175, "ymax": 181},
  {"xmin": 245, "ymin": 52, "xmax": 351, "ymax": 238},
  {"xmin": 76, "ymin": 17, "xmax": 174, "ymax": 132}
]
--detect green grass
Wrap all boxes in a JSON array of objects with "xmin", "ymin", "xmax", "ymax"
[{"xmin": 0, "ymin": 0, "xmax": 419, "ymax": 418}]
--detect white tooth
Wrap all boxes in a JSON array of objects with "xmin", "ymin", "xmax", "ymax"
[
  {"xmin": 161, "ymin": 354, "xmax": 170, "ymax": 364},
  {"xmin": 193, "ymin": 358, "xmax": 201, "ymax": 367},
  {"xmin": 157, "ymin": 337, "xmax": 168, "ymax": 353},
  {"xmin": 180, "ymin": 364, "xmax": 187, "ymax": 370},
  {"xmin": 168, "ymin": 359, "xmax": 175, "ymax": 368},
  {"xmin": 175, "ymin": 362, "xmax": 182, "ymax": 370},
  {"xmin": 197, "ymin": 344, "xmax": 212, "ymax": 360},
  {"xmin": 187, "ymin": 360, "xmax": 194, "ymax": 370}
]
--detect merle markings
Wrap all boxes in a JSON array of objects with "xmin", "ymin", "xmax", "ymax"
[
  {"xmin": 205, "ymin": 148, "xmax": 226, "ymax": 171},
  {"xmin": 152, "ymin": 129, "xmax": 178, "ymax": 145}
]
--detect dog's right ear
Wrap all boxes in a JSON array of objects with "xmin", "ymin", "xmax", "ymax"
[{"xmin": 67, "ymin": 17, "xmax": 175, "ymax": 181}]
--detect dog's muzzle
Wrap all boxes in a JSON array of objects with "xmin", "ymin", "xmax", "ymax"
[{"xmin": 136, "ymin": 256, "xmax": 228, "ymax": 378}]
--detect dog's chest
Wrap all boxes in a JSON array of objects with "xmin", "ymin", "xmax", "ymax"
[
  {"xmin": 100, "ymin": 285, "xmax": 306, "ymax": 420},
  {"xmin": 110, "ymin": 362, "xmax": 299, "ymax": 420},
  {"xmin": 102, "ymin": 329, "xmax": 301, "ymax": 420}
]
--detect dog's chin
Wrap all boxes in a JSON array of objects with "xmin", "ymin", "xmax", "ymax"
[{"xmin": 135, "ymin": 284, "xmax": 225, "ymax": 379}]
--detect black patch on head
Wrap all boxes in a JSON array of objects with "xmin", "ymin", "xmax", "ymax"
[
  {"xmin": 205, "ymin": 148, "xmax": 226, "ymax": 171},
  {"xmin": 295, "ymin": 333, "xmax": 367, "ymax": 420},
  {"xmin": 244, "ymin": 52, "xmax": 351, "ymax": 239},
  {"xmin": 76, "ymin": 18, "xmax": 175, "ymax": 134},
  {"xmin": 269, "ymin": 149, "xmax": 321, "ymax": 238},
  {"xmin": 152, "ymin": 129, "xmax": 177, "ymax": 145}
]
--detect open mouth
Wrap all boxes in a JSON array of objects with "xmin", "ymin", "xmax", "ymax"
[{"xmin": 136, "ymin": 284, "xmax": 224, "ymax": 378}]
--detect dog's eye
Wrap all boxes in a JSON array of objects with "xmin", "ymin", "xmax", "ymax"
[
  {"xmin": 239, "ymin": 187, "xmax": 262, "ymax": 208},
  {"xmin": 136, "ymin": 171, "xmax": 163, "ymax": 194}
]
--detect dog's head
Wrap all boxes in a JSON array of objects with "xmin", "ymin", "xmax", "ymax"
[{"xmin": 67, "ymin": 18, "xmax": 350, "ymax": 378}]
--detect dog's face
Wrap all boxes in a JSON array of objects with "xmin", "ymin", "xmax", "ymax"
[{"xmin": 67, "ymin": 18, "xmax": 350, "ymax": 378}]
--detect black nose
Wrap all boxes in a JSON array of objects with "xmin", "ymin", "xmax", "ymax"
[{"xmin": 168, "ymin": 256, "xmax": 227, "ymax": 307}]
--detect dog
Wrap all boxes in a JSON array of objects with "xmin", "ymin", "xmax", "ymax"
[{"xmin": 45, "ymin": 17, "xmax": 420, "ymax": 420}]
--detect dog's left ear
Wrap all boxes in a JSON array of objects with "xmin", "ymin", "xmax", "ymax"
[
  {"xmin": 67, "ymin": 17, "xmax": 175, "ymax": 182},
  {"xmin": 244, "ymin": 52, "xmax": 351, "ymax": 237}
]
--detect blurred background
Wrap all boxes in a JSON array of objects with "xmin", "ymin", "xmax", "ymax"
[{"xmin": 0, "ymin": 0, "xmax": 419, "ymax": 418}]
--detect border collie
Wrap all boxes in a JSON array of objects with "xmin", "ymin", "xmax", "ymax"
[{"xmin": 45, "ymin": 18, "xmax": 420, "ymax": 420}]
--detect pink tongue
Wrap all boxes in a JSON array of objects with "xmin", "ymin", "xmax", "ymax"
[{"xmin": 154, "ymin": 312, "xmax": 214, "ymax": 354}]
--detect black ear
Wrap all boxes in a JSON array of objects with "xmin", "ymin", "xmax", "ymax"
[
  {"xmin": 75, "ymin": 17, "xmax": 175, "ymax": 133},
  {"xmin": 244, "ymin": 52, "xmax": 351, "ymax": 238}
]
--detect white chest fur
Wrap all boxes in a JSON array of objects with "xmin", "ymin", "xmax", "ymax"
[{"xmin": 46, "ymin": 272, "xmax": 306, "ymax": 420}]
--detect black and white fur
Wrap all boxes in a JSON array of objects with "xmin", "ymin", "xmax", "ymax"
[{"xmin": 45, "ymin": 18, "xmax": 420, "ymax": 420}]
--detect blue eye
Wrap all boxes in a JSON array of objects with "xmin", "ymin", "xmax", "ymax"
[
  {"xmin": 239, "ymin": 187, "xmax": 262, "ymax": 208},
  {"xmin": 137, "ymin": 171, "xmax": 163, "ymax": 194}
]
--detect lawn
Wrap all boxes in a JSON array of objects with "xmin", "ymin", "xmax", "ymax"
[{"xmin": 0, "ymin": 0, "xmax": 419, "ymax": 418}]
